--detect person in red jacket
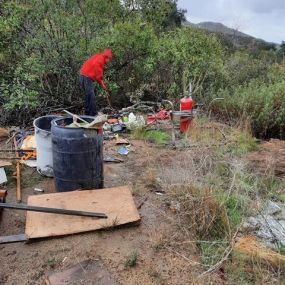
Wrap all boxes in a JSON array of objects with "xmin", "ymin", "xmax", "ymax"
[{"xmin": 79, "ymin": 49, "xmax": 112, "ymax": 116}]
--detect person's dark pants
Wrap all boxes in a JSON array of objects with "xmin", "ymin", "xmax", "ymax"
[{"xmin": 79, "ymin": 75, "xmax": 97, "ymax": 116}]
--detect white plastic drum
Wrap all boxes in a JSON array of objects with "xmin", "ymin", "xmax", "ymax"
[{"xmin": 33, "ymin": 116, "xmax": 59, "ymax": 177}]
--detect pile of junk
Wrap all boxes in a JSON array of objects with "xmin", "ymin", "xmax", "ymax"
[
  {"xmin": 102, "ymin": 82, "xmax": 197, "ymax": 142},
  {"xmin": 0, "ymin": 82, "xmax": 197, "ymax": 202}
]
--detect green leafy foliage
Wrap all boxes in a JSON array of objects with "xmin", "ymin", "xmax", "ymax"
[
  {"xmin": 131, "ymin": 127, "xmax": 169, "ymax": 145},
  {"xmin": 211, "ymin": 77, "xmax": 285, "ymax": 139},
  {"xmin": 1, "ymin": 0, "xmax": 285, "ymax": 140}
]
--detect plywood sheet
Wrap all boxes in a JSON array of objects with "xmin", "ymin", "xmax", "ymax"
[{"xmin": 25, "ymin": 186, "xmax": 140, "ymax": 239}]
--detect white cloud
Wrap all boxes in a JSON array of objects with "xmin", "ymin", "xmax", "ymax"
[{"xmin": 178, "ymin": 0, "xmax": 285, "ymax": 43}]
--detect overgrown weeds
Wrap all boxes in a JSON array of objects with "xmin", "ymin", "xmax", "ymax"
[
  {"xmin": 124, "ymin": 251, "xmax": 138, "ymax": 268},
  {"xmin": 154, "ymin": 123, "xmax": 284, "ymax": 282},
  {"xmin": 131, "ymin": 127, "xmax": 169, "ymax": 145}
]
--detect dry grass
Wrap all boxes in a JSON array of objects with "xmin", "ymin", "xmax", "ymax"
[
  {"xmin": 185, "ymin": 118, "xmax": 227, "ymax": 145},
  {"xmin": 144, "ymin": 122, "xmax": 284, "ymax": 282},
  {"xmin": 167, "ymin": 185, "xmax": 230, "ymax": 239}
]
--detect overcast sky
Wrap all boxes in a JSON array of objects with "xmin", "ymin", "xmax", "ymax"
[{"xmin": 178, "ymin": 0, "xmax": 285, "ymax": 43}]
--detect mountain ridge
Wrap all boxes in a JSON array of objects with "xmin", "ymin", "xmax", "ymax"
[{"xmin": 183, "ymin": 20, "xmax": 278, "ymax": 49}]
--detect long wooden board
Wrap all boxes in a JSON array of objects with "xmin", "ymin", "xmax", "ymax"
[{"xmin": 25, "ymin": 186, "xmax": 140, "ymax": 239}]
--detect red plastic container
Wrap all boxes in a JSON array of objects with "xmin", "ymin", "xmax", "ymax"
[{"xmin": 180, "ymin": 96, "xmax": 193, "ymax": 133}]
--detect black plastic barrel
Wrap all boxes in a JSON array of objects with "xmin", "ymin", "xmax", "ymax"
[{"xmin": 51, "ymin": 116, "xmax": 103, "ymax": 192}]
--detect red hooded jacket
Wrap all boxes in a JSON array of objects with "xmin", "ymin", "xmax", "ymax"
[{"xmin": 80, "ymin": 49, "xmax": 112, "ymax": 89}]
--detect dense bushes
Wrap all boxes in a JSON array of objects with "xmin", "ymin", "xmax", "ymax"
[
  {"xmin": 0, "ymin": 0, "xmax": 224, "ymax": 125},
  {"xmin": 0, "ymin": 0, "xmax": 284, "ymax": 139},
  {"xmin": 210, "ymin": 64, "xmax": 285, "ymax": 138}
]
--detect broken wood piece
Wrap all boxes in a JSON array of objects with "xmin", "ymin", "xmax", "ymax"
[
  {"xmin": 0, "ymin": 234, "xmax": 27, "ymax": 244},
  {"xmin": 45, "ymin": 260, "xmax": 119, "ymax": 285},
  {"xmin": 25, "ymin": 186, "xmax": 141, "ymax": 239},
  {"xmin": 13, "ymin": 137, "xmax": 21, "ymax": 203},
  {"xmin": 21, "ymin": 135, "xmax": 36, "ymax": 150},
  {"xmin": 63, "ymin": 110, "xmax": 89, "ymax": 124},
  {"xmin": 234, "ymin": 236, "xmax": 285, "ymax": 271},
  {"xmin": 0, "ymin": 160, "xmax": 13, "ymax": 167},
  {"xmin": 0, "ymin": 203, "xmax": 107, "ymax": 219},
  {"xmin": 86, "ymin": 114, "xmax": 108, "ymax": 128},
  {"xmin": 0, "ymin": 190, "xmax": 7, "ymax": 199},
  {"xmin": 0, "ymin": 149, "xmax": 35, "ymax": 152},
  {"xmin": 0, "ymin": 128, "xmax": 9, "ymax": 138},
  {"xmin": 103, "ymin": 156, "xmax": 123, "ymax": 163},
  {"xmin": 115, "ymin": 138, "xmax": 130, "ymax": 145}
]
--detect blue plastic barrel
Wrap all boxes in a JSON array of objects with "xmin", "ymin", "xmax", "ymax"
[{"xmin": 51, "ymin": 116, "xmax": 103, "ymax": 192}]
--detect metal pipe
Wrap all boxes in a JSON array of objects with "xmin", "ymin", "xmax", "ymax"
[{"xmin": 0, "ymin": 203, "xmax": 108, "ymax": 219}]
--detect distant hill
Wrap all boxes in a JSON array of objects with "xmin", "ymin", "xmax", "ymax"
[
  {"xmin": 183, "ymin": 20, "xmax": 277, "ymax": 51},
  {"xmin": 195, "ymin": 22, "xmax": 251, "ymax": 38}
]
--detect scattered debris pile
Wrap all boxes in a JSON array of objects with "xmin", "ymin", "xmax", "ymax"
[{"xmin": 242, "ymin": 200, "xmax": 285, "ymax": 249}]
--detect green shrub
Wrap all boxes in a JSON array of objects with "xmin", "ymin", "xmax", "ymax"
[
  {"xmin": 131, "ymin": 127, "xmax": 169, "ymax": 145},
  {"xmin": 124, "ymin": 251, "xmax": 138, "ymax": 268},
  {"xmin": 144, "ymin": 130, "xmax": 169, "ymax": 145},
  {"xmin": 211, "ymin": 79, "xmax": 285, "ymax": 139}
]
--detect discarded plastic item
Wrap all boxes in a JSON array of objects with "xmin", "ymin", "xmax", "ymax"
[
  {"xmin": 34, "ymin": 115, "xmax": 60, "ymax": 177},
  {"xmin": 20, "ymin": 160, "xmax": 37, "ymax": 168},
  {"xmin": 103, "ymin": 122, "xmax": 112, "ymax": 131},
  {"xmin": 146, "ymin": 109, "xmax": 171, "ymax": 126},
  {"xmin": 126, "ymin": 113, "xmax": 145, "ymax": 129},
  {"xmin": 122, "ymin": 116, "xmax": 129, "ymax": 123},
  {"xmin": 34, "ymin": 188, "xmax": 44, "ymax": 193},
  {"xmin": 155, "ymin": 191, "xmax": 165, "ymax": 196},
  {"xmin": 128, "ymin": 112, "xmax": 136, "ymax": 123},
  {"xmin": 112, "ymin": 123, "xmax": 123, "ymax": 133},
  {"xmin": 0, "ymin": 168, "xmax": 7, "ymax": 184},
  {"xmin": 21, "ymin": 135, "xmax": 36, "ymax": 150},
  {"xmin": 118, "ymin": 147, "xmax": 129, "ymax": 156}
]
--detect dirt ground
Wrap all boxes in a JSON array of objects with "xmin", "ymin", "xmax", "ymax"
[
  {"xmin": 246, "ymin": 139, "xmax": 285, "ymax": 178},
  {"xmin": 0, "ymin": 139, "xmax": 216, "ymax": 285}
]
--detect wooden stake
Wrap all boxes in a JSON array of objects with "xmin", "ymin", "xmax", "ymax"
[{"xmin": 13, "ymin": 138, "xmax": 21, "ymax": 203}]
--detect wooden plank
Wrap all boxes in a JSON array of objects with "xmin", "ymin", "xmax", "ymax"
[
  {"xmin": 13, "ymin": 137, "xmax": 21, "ymax": 203},
  {"xmin": 25, "ymin": 186, "xmax": 140, "ymax": 239},
  {"xmin": 0, "ymin": 234, "xmax": 27, "ymax": 244},
  {"xmin": 0, "ymin": 160, "xmax": 12, "ymax": 167},
  {"xmin": 0, "ymin": 190, "xmax": 7, "ymax": 199}
]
